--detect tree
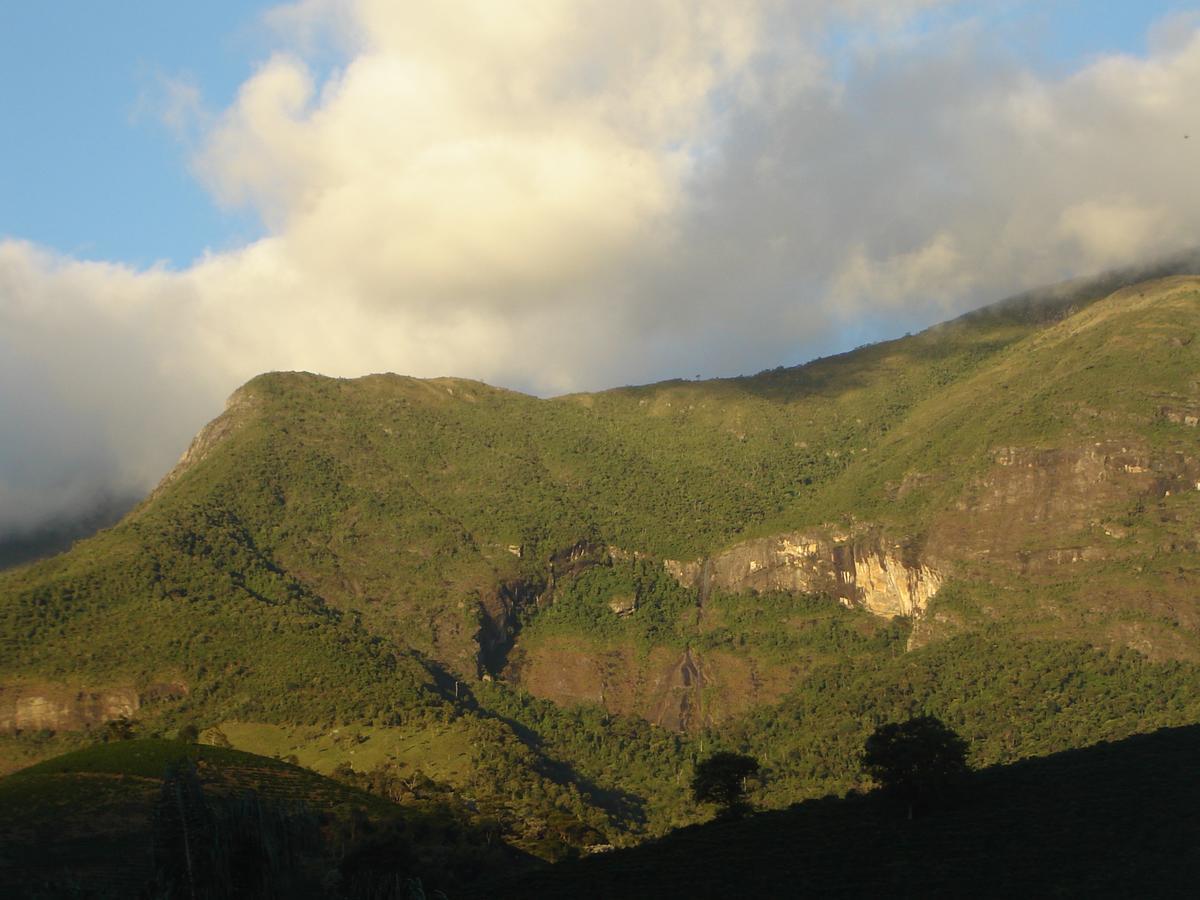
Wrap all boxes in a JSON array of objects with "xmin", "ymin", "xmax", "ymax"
[
  {"xmin": 104, "ymin": 715, "xmax": 139, "ymax": 742},
  {"xmin": 863, "ymin": 715, "xmax": 968, "ymax": 818},
  {"xmin": 691, "ymin": 751, "xmax": 761, "ymax": 820}
]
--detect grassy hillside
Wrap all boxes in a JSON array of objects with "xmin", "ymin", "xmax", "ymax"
[{"xmin": 1, "ymin": 271, "xmax": 1198, "ymax": 861}]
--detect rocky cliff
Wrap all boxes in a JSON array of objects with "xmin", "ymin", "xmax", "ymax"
[
  {"xmin": 930, "ymin": 441, "xmax": 1200, "ymax": 568},
  {"xmin": 665, "ymin": 533, "xmax": 942, "ymax": 619},
  {"xmin": 0, "ymin": 681, "xmax": 189, "ymax": 739},
  {"xmin": 149, "ymin": 384, "xmax": 259, "ymax": 500},
  {"xmin": 505, "ymin": 638, "xmax": 794, "ymax": 732},
  {"xmin": 5, "ymin": 273, "xmax": 1200, "ymax": 756},
  {"xmin": 1, "ymin": 685, "xmax": 134, "ymax": 733}
]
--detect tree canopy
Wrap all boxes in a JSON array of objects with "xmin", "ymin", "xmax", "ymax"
[
  {"xmin": 691, "ymin": 751, "xmax": 761, "ymax": 820},
  {"xmin": 863, "ymin": 715, "xmax": 968, "ymax": 817}
]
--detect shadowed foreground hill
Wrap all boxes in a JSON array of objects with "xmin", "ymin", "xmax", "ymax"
[
  {"xmin": 0, "ymin": 739, "xmax": 527, "ymax": 897},
  {"xmin": 473, "ymin": 724, "xmax": 1200, "ymax": 899}
]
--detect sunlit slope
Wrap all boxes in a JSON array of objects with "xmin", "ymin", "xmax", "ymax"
[
  {"xmin": 3, "ymin": 277, "xmax": 1198, "ymax": 682},
  {"xmin": 0, "ymin": 328, "xmax": 1023, "ymax": 678},
  {"xmin": 801, "ymin": 277, "xmax": 1200, "ymax": 525},
  {"xmin": 0, "ymin": 275, "xmax": 1198, "ymax": 854}
]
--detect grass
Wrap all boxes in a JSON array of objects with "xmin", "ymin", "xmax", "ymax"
[{"xmin": 215, "ymin": 720, "xmax": 476, "ymax": 780}]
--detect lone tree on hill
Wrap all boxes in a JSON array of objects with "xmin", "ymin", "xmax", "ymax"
[
  {"xmin": 863, "ymin": 715, "xmax": 968, "ymax": 819},
  {"xmin": 691, "ymin": 751, "xmax": 761, "ymax": 820}
]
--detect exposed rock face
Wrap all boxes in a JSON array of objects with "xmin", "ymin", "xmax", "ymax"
[
  {"xmin": 549, "ymin": 541, "xmax": 610, "ymax": 583},
  {"xmin": 151, "ymin": 386, "xmax": 258, "ymax": 499},
  {"xmin": 475, "ymin": 540, "xmax": 611, "ymax": 676},
  {"xmin": 1159, "ymin": 406, "xmax": 1200, "ymax": 427},
  {"xmin": 608, "ymin": 594, "xmax": 637, "ymax": 617},
  {"xmin": 499, "ymin": 436, "xmax": 1200, "ymax": 726},
  {"xmin": 0, "ymin": 685, "xmax": 139, "ymax": 732},
  {"xmin": 505, "ymin": 640, "xmax": 792, "ymax": 732},
  {"xmin": 0, "ymin": 681, "xmax": 189, "ymax": 734},
  {"xmin": 930, "ymin": 442, "xmax": 1200, "ymax": 567},
  {"xmin": 476, "ymin": 579, "xmax": 542, "ymax": 677},
  {"xmin": 666, "ymin": 534, "xmax": 942, "ymax": 619},
  {"xmin": 646, "ymin": 648, "xmax": 707, "ymax": 731},
  {"xmin": 849, "ymin": 551, "xmax": 943, "ymax": 617}
]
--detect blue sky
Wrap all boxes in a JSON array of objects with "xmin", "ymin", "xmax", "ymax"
[
  {"xmin": 1033, "ymin": 0, "xmax": 1193, "ymax": 61},
  {"xmin": 0, "ymin": 1, "xmax": 275, "ymax": 266},
  {"xmin": 0, "ymin": 1, "xmax": 1194, "ymax": 268}
]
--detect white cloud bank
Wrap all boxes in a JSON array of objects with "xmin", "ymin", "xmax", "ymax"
[{"xmin": 3, "ymin": 0, "xmax": 1200, "ymax": 534}]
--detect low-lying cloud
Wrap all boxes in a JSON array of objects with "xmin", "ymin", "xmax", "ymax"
[{"xmin": 3, "ymin": 0, "xmax": 1200, "ymax": 536}]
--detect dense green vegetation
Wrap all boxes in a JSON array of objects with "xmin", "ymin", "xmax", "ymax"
[
  {"xmin": 5, "ymin": 275, "xmax": 1198, "ymax": 676},
  {"xmin": 718, "ymin": 635, "xmax": 1200, "ymax": 805},
  {"xmin": 474, "ymin": 628, "xmax": 1200, "ymax": 842},
  {"xmin": 471, "ymin": 681, "xmax": 696, "ymax": 835},
  {"xmin": 12, "ymin": 633, "xmax": 1197, "ymax": 895},
  {"xmin": 2, "ymin": 271, "xmax": 1200, "ymax": 892},
  {"xmin": 525, "ymin": 558, "xmax": 697, "ymax": 647},
  {"xmin": 695, "ymin": 589, "xmax": 909, "ymax": 663}
]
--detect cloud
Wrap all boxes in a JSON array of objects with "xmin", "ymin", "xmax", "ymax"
[
  {"xmin": 649, "ymin": 13, "xmax": 1200, "ymax": 364},
  {"xmin": 831, "ymin": 233, "xmax": 975, "ymax": 312},
  {"xmin": 0, "ymin": 242, "xmax": 213, "ymax": 532},
  {"xmin": 1055, "ymin": 200, "xmax": 1169, "ymax": 268},
  {"xmin": 157, "ymin": 76, "xmax": 209, "ymax": 141},
  {"xmin": 4, "ymin": 1, "xmax": 1200, "ymax": 536}
]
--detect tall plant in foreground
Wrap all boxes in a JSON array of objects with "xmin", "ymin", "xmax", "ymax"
[
  {"xmin": 691, "ymin": 752, "xmax": 761, "ymax": 820},
  {"xmin": 863, "ymin": 715, "xmax": 968, "ymax": 819}
]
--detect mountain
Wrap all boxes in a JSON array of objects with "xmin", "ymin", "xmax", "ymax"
[{"xmin": 2, "ymin": 270, "xmax": 1199, "ymax": 870}]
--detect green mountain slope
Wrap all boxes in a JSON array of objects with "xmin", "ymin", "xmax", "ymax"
[{"xmin": 1, "ymin": 272, "xmax": 1199, "ymax": 855}]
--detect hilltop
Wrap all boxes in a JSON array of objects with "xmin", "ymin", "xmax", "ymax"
[{"xmin": 1, "ymin": 270, "xmax": 1199, "ymax": 867}]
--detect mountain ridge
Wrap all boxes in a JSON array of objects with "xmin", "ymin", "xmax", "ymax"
[{"xmin": 3, "ymin": 268, "xmax": 1200, "ymax": 866}]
